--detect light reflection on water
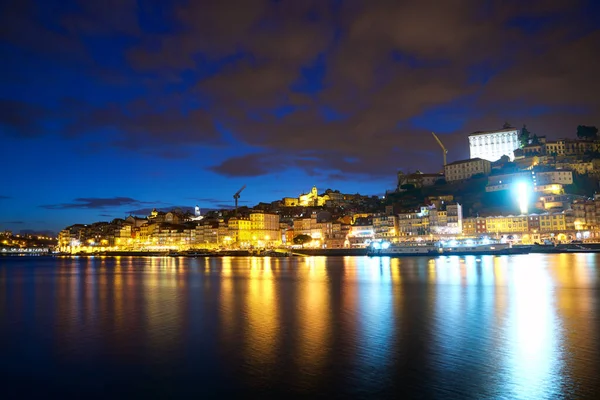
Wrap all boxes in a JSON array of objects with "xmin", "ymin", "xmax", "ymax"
[{"xmin": 1, "ymin": 254, "xmax": 599, "ymax": 398}]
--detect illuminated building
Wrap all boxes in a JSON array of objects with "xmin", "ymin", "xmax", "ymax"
[
  {"xmin": 397, "ymin": 207, "xmax": 430, "ymax": 236},
  {"xmin": 444, "ymin": 158, "xmax": 491, "ymax": 182},
  {"xmin": 555, "ymin": 161, "xmax": 594, "ymax": 175},
  {"xmin": 486, "ymin": 171, "xmax": 533, "ymax": 192},
  {"xmin": 347, "ymin": 224, "xmax": 374, "ymax": 247},
  {"xmin": 282, "ymin": 197, "xmax": 299, "ymax": 206},
  {"xmin": 291, "ymin": 212, "xmax": 343, "ymax": 248},
  {"xmin": 250, "ymin": 212, "xmax": 280, "ymax": 246},
  {"xmin": 538, "ymin": 213, "xmax": 566, "ymax": 232},
  {"xmin": 462, "ymin": 217, "xmax": 487, "ymax": 235},
  {"xmin": 227, "ymin": 212, "xmax": 280, "ymax": 247},
  {"xmin": 298, "ymin": 186, "xmax": 327, "ymax": 207},
  {"xmin": 485, "ymin": 215, "xmax": 529, "ymax": 234},
  {"xmin": 468, "ymin": 127, "xmax": 521, "ymax": 162},
  {"xmin": 281, "ymin": 186, "xmax": 336, "ymax": 207},
  {"xmin": 536, "ymin": 170, "xmax": 573, "ymax": 185},
  {"xmin": 446, "ymin": 204, "xmax": 463, "ymax": 234},
  {"xmin": 373, "ymin": 214, "xmax": 398, "ymax": 241}
]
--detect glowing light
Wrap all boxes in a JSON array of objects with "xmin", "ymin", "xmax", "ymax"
[{"xmin": 515, "ymin": 181, "xmax": 531, "ymax": 214}]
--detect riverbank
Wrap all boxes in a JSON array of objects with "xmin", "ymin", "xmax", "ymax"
[{"xmin": 43, "ymin": 243, "xmax": 600, "ymax": 258}]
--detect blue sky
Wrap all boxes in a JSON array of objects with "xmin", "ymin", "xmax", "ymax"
[{"xmin": 1, "ymin": 0, "xmax": 599, "ymax": 233}]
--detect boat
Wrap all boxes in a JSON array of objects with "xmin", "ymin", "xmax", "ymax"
[
  {"xmin": 368, "ymin": 241, "xmax": 442, "ymax": 256},
  {"xmin": 438, "ymin": 239, "xmax": 531, "ymax": 256},
  {"xmin": 368, "ymin": 238, "xmax": 531, "ymax": 257}
]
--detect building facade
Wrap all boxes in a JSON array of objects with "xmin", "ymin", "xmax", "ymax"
[
  {"xmin": 468, "ymin": 127, "xmax": 521, "ymax": 162},
  {"xmin": 445, "ymin": 158, "xmax": 491, "ymax": 182}
]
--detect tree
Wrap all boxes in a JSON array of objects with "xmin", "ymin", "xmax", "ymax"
[
  {"xmin": 434, "ymin": 178, "xmax": 447, "ymax": 186},
  {"xmin": 531, "ymin": 134, "xmax": 540, "ymax": 145},
  {"xmin": 293, "ymin": 234, "xmax": 312, "ymax": 247},
  {"xmin": 400, "ymin": 183, "xmax": 416, "ymax": 191},
  {"xmin": 499, "ymin": 154, "xmax": 510, "ymax": 164},
  {"xmin": 519, "ymin": 124, "xmax": 531, "ymax": 147},
  {"xmin": 576, "ymin": 125, "xmax": 598, "ymax": 140}
]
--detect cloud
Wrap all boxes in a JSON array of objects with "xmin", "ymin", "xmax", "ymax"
[
  {"xmin": 19, "ymin": 229, "xmax": 56, "ymax": 237},
  {"xmin": 64, "ymin": 100, "xmax": 222, "ymax": 151},
  {"xmin": 40, "ymin": 197, "xmax": 153, "ymax": 210},
  {"xmin": 0, "ymin": 100, "xmax": 50, "ymax": 137},
  {"xmin": 0, "ymin": 195, "xmax": 11, "ymax": 200},
  {"xmin": 126, "ymin": 206, "xmax": 195, "ymax": 216},
  {"xmin": 3, "ymin": 0, "xmax": 599, "ymax": 176},
  {"xmin": 4, "ymin": 221, "xmax": 24, "ymax": 224}
]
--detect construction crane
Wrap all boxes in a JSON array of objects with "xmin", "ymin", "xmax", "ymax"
[
  {"xmin": 233, "ymin": 185, "xmax": 246, "ymax": 216},
  {"xmin": 431, "ymin": 132, "xmax": 448, "ymax": 167}
]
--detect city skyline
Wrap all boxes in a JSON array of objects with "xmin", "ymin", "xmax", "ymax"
[{"xmin": 2, "ymin": 0, "xmax": 600, "ymax": 233}]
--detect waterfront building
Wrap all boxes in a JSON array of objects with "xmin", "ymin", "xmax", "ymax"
[
  {"xmin": 485, "ymin": 215, "xmax": 529, "ymax": 235},
  {"xmin": 397, "ymin": 207, "xmax": 430, "ymax": 236},
  {"xmin": 539, "ymin": 213, "xmax": 567, "ymax": 232},
  {"xmin": 373, "ymin": 214, "xmax": 398, "ymax": 241},
  {"xmin": 572, "ymin": 199, "xmax": 600, "ymax": 231},
  {"xmin": 445, "ymin": 158, "xmax": 491, "ymax": 182},
  {"xmin": 428, "ymin": 203, "xmax": 462, "ymax": 235},
  {"xmin": 226, "ymin": 212, "xmax": 280, "ymax": 247},
  {"xmin": 462, "ymin": 218, "xmax": 477, "ymax": 235},
  {"xmin": 468, "ymin": 127, "xmax": 521, "ymax": 162},
  {"xmin": 447, "ymin": 204, "xmax": 463, "ymax": 234}
]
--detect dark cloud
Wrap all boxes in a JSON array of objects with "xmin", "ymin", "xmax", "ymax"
[
  {"xmin": 4, "ymin": 221, "xmax": 24, "ymax": 224},
  {"xmin": 3, "ymin": 0, "xmax": 599, "ymax": 176},
  {"xmin": 19, "ymin": 229, "xmax": 56, "ymax": 237},
  {"xmin": 40, "ymin": 197, "xmax": 153, "ymax": 210},
  {"xmin": 64, "ymin": 101, "xmax": 222, "ymax": 151},
  {"xmin": 0, "ymin": 195, "xmax": 11, "ymax": 199},
  {"xmin": 126, "ymin": 206, "xmax": 195, "ymax": 216},
  {"xmin": 0, "ymin": 100, "xmax": 50, "ymax": 137}
]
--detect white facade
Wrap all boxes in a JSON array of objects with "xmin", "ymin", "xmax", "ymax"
[
  {"xmin": 444, "ymin": 158, "xmax": 491, "ymax": 182},
  {"xmin": 469, "ymin": 128, "xmax": 520, "ymax": 162}
]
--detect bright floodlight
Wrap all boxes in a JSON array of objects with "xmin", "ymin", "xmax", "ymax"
[
  {"xmin": 381, "ymin": 241, "xmax": 390, "ymax": 249},
  {"xmin": 515, "ymin": 181, "xmax": 530, "ymax": 214}
]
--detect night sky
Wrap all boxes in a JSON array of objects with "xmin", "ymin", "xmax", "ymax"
[{"xmin": 1, "ymin": 0, "xmax": 599, "ymax": 234}]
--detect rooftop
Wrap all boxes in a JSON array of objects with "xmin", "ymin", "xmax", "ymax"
[
  {"xmin": 468, "ymin": 127, "xmax": 520, "ymax": 137},
  {"xmin": 445, "ymin": 157, "xmax": 487, "ymax": 166}
]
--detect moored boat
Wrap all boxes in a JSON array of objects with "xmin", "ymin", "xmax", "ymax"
[
  {"xmin": 438, "ymin": 239, "xmax": 531, "ymax": 256},
  {"xmin": 368, "ymin": 241, "xmax": 442, "ymax": 256},
  {"xmin": 368, "ymin": 238, "xmax": 532, "ymax": 257}
]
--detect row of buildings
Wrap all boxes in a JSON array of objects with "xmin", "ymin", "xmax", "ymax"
[
  {"xmin": 56, "ymin": 124, "xmax": 600, "ymax": 252},
  {"xmin": 400, "ymin": 124, "xmax": 600, "ymax": 190},
  {"xmin": 58, "ymin": 192, "xmax": 600, "ymax": 252}
]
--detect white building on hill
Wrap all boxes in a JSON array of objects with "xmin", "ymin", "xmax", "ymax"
[{"xmin": 469, "ymin": 127, "xmax": 520, "ymax": 162}]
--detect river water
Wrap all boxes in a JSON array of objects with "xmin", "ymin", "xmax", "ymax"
[{"xmin": 1, "ymin": 254, "xmax": 599, "ymax": 399}]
